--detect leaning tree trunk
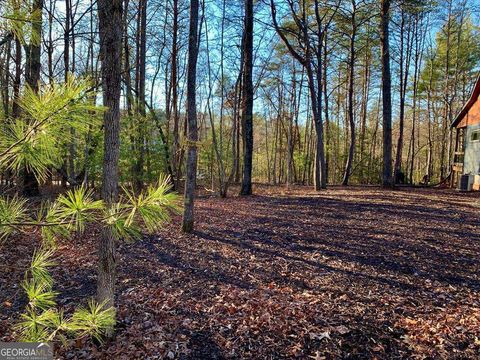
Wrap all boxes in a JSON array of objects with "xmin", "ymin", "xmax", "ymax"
[
  {"xmin": 97, "ymin": 0, "xmax": 123, "ymax": 326},
  {"xmin": 380, "ymin": 0, "xmax": 393, "ymax": 188},
  {"xmin": 182, "ymin": 0, "xmax": 200, "ymax": 233},
  {"xmin": 240, "ymin": 0, "xmax": 254, "ymax": 195}
]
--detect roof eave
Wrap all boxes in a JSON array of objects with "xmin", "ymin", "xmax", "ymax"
[{"xmin": 451, "ymin": 74, "xmax": 480, "ymax": 128}]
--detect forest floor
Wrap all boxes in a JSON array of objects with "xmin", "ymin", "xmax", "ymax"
[{"xmin": 1, "ymin": 185, "xmax": 480, "ymax": 359}]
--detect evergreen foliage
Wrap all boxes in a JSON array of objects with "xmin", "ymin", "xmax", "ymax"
[{"xmin": 0, "ymin": 78, "xmax": 181, "ymax": 344}]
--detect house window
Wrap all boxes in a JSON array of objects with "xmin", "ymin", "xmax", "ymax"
[{"xmin": 472, "ymin": 130, "xmax": 480, "ymax": 142}]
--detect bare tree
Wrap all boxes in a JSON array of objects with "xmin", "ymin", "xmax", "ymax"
[{"xmin": 270, "ymin": 0, "xmax": 338, "ymax": 190}]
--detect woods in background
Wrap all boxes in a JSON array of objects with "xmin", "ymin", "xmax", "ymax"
[{"xmin": 1, "ymin": 0, "xmax": 480, "ymax": 195}]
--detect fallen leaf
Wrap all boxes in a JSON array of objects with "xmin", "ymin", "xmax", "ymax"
[{"xmin": 335, "ymin": 325, "xmax": 350, "ymax": 335}]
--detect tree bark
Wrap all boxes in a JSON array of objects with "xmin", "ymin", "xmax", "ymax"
[
  {"xmin": 182, "ymin": 0, "xmax": 200, "ymax": 233},
  {"xmin": 134, "ymin": 0, "xmax": 147, "ymax": 192},
  {"xmin": 170, "ymin": 0, "xmax": 180, "ymax": 190},
  {"xmin": 323, "ymin": 31, "xmax": 330, "ymax": 184},
  {"xmin": 394, "ymin": 12, "xmax": 412, "ymax": 184},
  {"xmin": 359, "ymin": 31, "xmax": 371, "ymax": 183},
  {"xmin": 22, "ymin": 0, "xmax": 43, "ymax": 197},
  {"xmin": 342, "ymin": 9, "xmax": 356, "ymax": 186},
  {"xmin": 11, "ymin": 37, "xmax": 21, "ymax": 119},
  {"xmin": 24, "ymin": 0, "xmax": 43, "ymax": 93},
  {"xmin": 380, "ymin": 0, "xmax": 393, "ymax": 187},
  {"xmin": 240, "ymin": 0, "xmax": 254, "ymax": 195},
  {"xmin": 97, "ymin": 0, "xmax": 123, "ymax": 326}
]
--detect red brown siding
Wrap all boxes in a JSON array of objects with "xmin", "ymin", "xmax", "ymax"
[{"xmin": 457, "ymin": 96, "xmax": 480, "ymax": 128}]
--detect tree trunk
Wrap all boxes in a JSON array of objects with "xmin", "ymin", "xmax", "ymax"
[
  {"xmin": 380, "ymin": 0, "xmax": 393, "ymax": 187},
  {"xmin": 240, "ymin": 0, "xmax": 254, "ymax": 196},
  {"xmin": 171, "ymin": 0, "xmax": 180, "ymax": 190},
  {"xmin": 22, "ymin": 0, "xmax": 43, "ymax": 197},
  {"xmin": 342, "ymin": 17, "xmax": 356, "ymax": 186},
  {"xmin": 24, "ymin": 0, "xmax": 43, "ymax": 93},
  {"xmin": 12, "ymin": 37, "xmax": 21, "ymax": 119},
  {"xmin": 97, "ymin": 0, "xmax": 123, "ymax": 328},
  {"xmin": 286, "ymin": 67, "xmax": 296, "ymax": 188},
  {"xmin": 323, "ymin": 31, "xmax": 330, "ymax": 184},
  {"xmin": 394, "ymin": 13, "xmax": 412, "ymax": 184},
  {"xmin": 182, "ymin": 0, "xmax": 200, "ymax": 233},
  {"xmin": 359, "ymin": 33, "xmax": 371, "ymax": 183},
  {"xmin": 134, "ymin": 0, "xmax": 147, "ymax": 192}
]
